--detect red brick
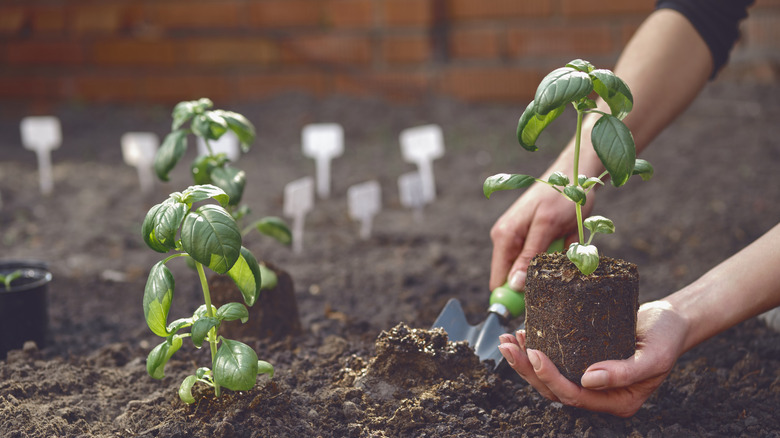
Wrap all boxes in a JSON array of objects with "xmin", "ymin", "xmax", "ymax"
[
  {"xmin": 448, "ymin": 0, "xmax": 552, "ymax": 20},
  {"xmin": 325, "ymin": 0, "xmax": 375, "ymax": 29},
  {"xmin": 382, "ymin": 0, "xmax": 433, "ymax": 27},
  {"xmin": 69, "ymin": 4, "xmax": 123, "ymax": 34},
  {"xmin": 248, "ymin": 0, "xmax": 323, "ymax": 28},
  {"xmin": 149, "ymin": 1, "xmax": 243, "ymax": 30},
  {"xmin": 71, "ymin": 75, "xmax": 142, "ymax": 102},
  {"xmin": 31, "ymin": 6, "xmax": 66, "ymax": 35},
  {"xmin": 92, "ymin": 40, "xmax": 177, "ymax": 67},
  {"xmin": 439, "ymin": 67, "xmax": 542, "ymax": 102},
  {"xmin": 141, "ymin": 74, "xmax": 230, "ymax": 103},
  {"xmin": 282, "ymin": 34, "xmax": 373, "ymax": 65},
  {"xmin": 0, "ymin": 7, "xmax": 26, "ymax": 35},
  {"xmin": 6, "ymin": 42, "xmax": 85, "ymax": 65},
  {"xmin": 0, "ymin": 76, "xmax": 59, "ymax": 99},
  {"xmin": 334, "ymin": 71, "xmax": 431, "ymax": 101},
  {"xmin": 507, "ymin": 24, "xmax": 614, "ymax": 58},
  {"xmin": 236, "ymin": 72, "xmax": 327, "ymax": 99},
  {"xmin": 180, "ymin": 38, "xmax": 279, "ymax": 67},
  {"xmin": 382, "ymin": 34, "xmax": 431, "ymax": 64},
  {"xmin": 561, "ymin": 0, "xmax": 654, "ymax": 17},
  {"xmin": 449, "ymin": 27, "xmax": 502, "ymax": 60}
]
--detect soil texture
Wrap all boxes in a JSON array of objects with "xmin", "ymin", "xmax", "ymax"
[{"xmin": 1, "ymin": 82, "xmax": 779, "ymax": 437}]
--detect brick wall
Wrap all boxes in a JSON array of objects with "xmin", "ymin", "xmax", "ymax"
[{"xmin": 0, "ymin": 0, "xmax": 777, "ymax": 107}]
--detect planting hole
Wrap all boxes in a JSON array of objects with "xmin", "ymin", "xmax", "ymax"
[
  {"xmin": 347, "ymin": 180, "xmax": 381, "ymax": 240},
  {"xmin": 302, "ymin": 123, "xmax": 344, "ymax": 199},
  {"xmin": 121, "ymin": 132, "xmax": 159, "ymax": 193},
  {"xmin": 283, "ymin": 177, "xmax": 314, "ymax": 254},
  {"xmin": 399, "ymin": 124, "xmax": 444, "ymax": 203},
  {"xmin": 20, "ymin": 116, "xmax": 62, "ymax": 195}
]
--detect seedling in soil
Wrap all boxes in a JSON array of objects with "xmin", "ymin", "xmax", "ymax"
[
  {"xmin": 400, "ymin": 124, "xmax": 444, "ymax": 203},
  {"xmin": 302, "ymin": 123, "xmax": 344, "ymax": 200},
  {"xmin": 153, "ymin": 98, "xmax": 291, "ymax": 250},
  {"xmin": 483, "ymin": 59, "xmax": 653, "ymax": 275},
  {"xmin": 0, "ymin": 270, "xmax": 22, "ymax": 291},
  {"xmin": 20, "ymin": 116, "xmax": 61, "ymax": 195},
  {"xmin": 347, "ymin": 180, "xmax": 381, "ymax": 240},
  {"xmin": 142, "ymin": 184, "xmax": 274, "ymax": 403},
  {"xmin": 121, "ymin": 132, "xmax": 159, "ymax": 193},
  {"xmin": 284, "ymin": 177, "xmax": 314, "ymax": 254}
]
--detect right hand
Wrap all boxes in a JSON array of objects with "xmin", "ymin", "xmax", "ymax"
[{"xmin": 489, "ymin": 182, "xmax": 594, "ymax": 291}]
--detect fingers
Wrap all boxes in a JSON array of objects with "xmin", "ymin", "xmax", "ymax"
[{"xmin": 506, "ymin": 220, "xmax": 558, "ymax": 291}]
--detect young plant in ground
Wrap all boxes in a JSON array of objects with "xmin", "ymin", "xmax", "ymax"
[
  {"xmin": 142, "ymin": 184, "xmax": 274, "ymax": 403},
  {"xmin": 0, "ymin": 270, "xmax": 22, "ymax": 291},
  {"xmin": 154, "ymin": 98, "xmax": 291, "ymax": 288},
  {"xmin": 483, "ymin": 59, "xmax": 653, "ymax": 275}
]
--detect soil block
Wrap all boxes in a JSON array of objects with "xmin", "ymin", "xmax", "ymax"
[{"xmin": 525, "ymin": 252, "xmax": 639, "ymax": 383}]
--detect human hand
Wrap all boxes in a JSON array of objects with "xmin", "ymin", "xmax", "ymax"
[
  {"xmin": 489, "ymin": 182, "xmax": 591, "ymax": 291},
  {"xmin": 497, "ymin": 300, "xmax": 688, "ymax": 417}
]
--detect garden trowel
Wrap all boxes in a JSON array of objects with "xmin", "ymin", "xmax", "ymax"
[{"xmin": 432, "ymin": 239, "xmax": 565, "ymax": 370}]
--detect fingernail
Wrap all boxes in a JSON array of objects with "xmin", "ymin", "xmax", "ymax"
[
  {"xmin": 527, "ymin": 348, "xmax": 541, "ymax": 371},
  {"xmin": 498, "ymin": 344, "xmax": 515, "ymax": 366},
  {"xmin": 499, "ymin": 334, "xmax": 514, "ymax": 345},
  {"xmin": 581, "ymin": 370, "xmax": 609, "ymax": 388},
  {"xmin": 508, "ymin": 271, "xmax": 526, "ymax": 291},
  {"xmin": 515, "ymin": 330, "xmax": 526, "ymax": 349}
]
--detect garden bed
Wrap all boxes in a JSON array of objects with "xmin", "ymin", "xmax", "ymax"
[{"xmin": 1, "ymin": 82, "xmax": 779, "ymax": 436}]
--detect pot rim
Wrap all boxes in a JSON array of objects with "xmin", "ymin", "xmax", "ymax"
[{"xmin": 0, "ymin": 260, "xmax": 52, "ymax": 293}]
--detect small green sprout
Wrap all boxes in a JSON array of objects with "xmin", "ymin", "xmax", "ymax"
[
  {"xmin": 483, "ymin": 60, "xmax": 653, "ymax": 275},
  {"xmin": 142, "ymin": 184, "xmax": 274, "ymax": 403},
  {"xmin": 0, "ymin": 270, "xmax": 22, "ymax": 291}
]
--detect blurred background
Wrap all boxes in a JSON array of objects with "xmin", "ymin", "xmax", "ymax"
[{"xmin": 1, "ymin": 0, "xmax": 778, "ymax": 113}]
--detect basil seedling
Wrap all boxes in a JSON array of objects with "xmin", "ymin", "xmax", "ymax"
[
  {"xmin": 0, "ymin": 270, "xmax": 22, "ymax": 291},
  {"xmin": 483, "ymin": 60, "xmax": 653, "ymax": 275}
]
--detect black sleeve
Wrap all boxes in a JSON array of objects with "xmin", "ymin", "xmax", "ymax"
[{"xmin": 655, "ymin": 0, "xmax": 755, "ymax": 78}]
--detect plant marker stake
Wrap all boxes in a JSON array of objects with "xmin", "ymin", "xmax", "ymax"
[
  {"xmin": 197, "ymin": 131, "xmax": 240, "ymax": 161},
  {"xmin": 283, "ymin": 177, "xmax": 314, "ymax": 254},
  {"xmin": 20, "ymin": 116, "xmax": 62, "ymax": 196},
  {"xmin": 121, "ymin": 132, "xmax": 159, "ymax": 193},
  {"xmin": 347, "ymin": 180, "xmax": 381, "ymax": 240},
  {"xmin": 398, "ymin": 171, "xmax": 426, "ymax": 223},
  {"xmin": 399, "ymin": 124, "xmax": 444, "ymax": 203},
  {"xmin": 302, "ymin": 123, "xmax": 344, "ymax": 199}
]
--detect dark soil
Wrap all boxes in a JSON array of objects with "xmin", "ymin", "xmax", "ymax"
[
  {"xmin": 525, "ymin": 253, "xmax": 639, "ymax": 383},
  {"xmin": 1, "ymin": 81, "xmax": 779, "ymax": 437}
]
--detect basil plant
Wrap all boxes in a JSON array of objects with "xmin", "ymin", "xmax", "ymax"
[
  {"xmin": 483, "ymin": 59, "xmax": 653, "ymax": 275},
  {"xmin": 142, "ymin": 184, "xmax": 273, "ymax": 403}
]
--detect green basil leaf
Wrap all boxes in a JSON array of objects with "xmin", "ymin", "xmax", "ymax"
[
  {"xmin": 590, "ymin": 69, "xmax": 633, "ymax": 120},
  {"xmin": 516, "ymin": 100, "xmax": 565, "ymax": 152},
  {"xmin": 210, "ymin": 165, "xmax": 246, "ymax": 206},
  {"xmin": 534, "ymin": 67, "xmax": 593, "ymax": 115},
  {"xmin": 632, "ymin": 158, "xmax": 654, "ymax": 181},
  {"xmin": 227, "ymin": 246, "xmax": 262, "ymax": 307},
  {"xmin": 166, "ymin": 317, "xmax": 193, "ymax": 336},
  {"xmin": 257, "ymin": 360, "xmax": 274, "ymax": 378},
  {"xmin": 181, "ymin": 204, "xmax": 242, "ymax": 274},
  {"xmin": 143, "ymin": 261, "xmax": 175, "ymax": 337},
  {"xmin": 142, "ymin": 198, "xmax": 188, "ymax": 253},
  {"xmin": 179, "ymin": 184, "xmax": 230, "ymax": 208},
  {"xmin": 547, "ymin": 171, "xmax": 569, "ymax": 186},
  {"xmin": 217, "ymin": 302, "xmax": 249, "ymax": 323},
  {"xmin": 566, "ymin": 243, "xmax": 600, "ymax": 276},
  {"xmin": 259, "ymin": 263, "xmax": 278, "ymax": 291},
  {"xmin": 584, "ymin": 215, "xmax": 615, "ymax": 235},
  {"xmin": 191, "ymin": 316, "xmax": 219, "ymax": 348},
  {"xmin": 483, "ymin": 174, "xmax": 535, "ymax": 199},
  {"xmin": 146, "ymin": 335, "xmax": 183, "ymax": 379},
  {"xmin": 563, "ymin": 185, "xmax": 586, "ymax": 205},
  {"xmin": 194, "ymin": 304, "xmax": 216, "ymax": 319},
  {"xmin": 214, "ymin": 339, "xmax": 260, "ymax": 392},
  {"xmin": 191, "ymin": 155, "xmax": 218, "ymax": 185},
  {"xmin": 192, "ymin": 112, "xmax": 228, "ymax": 141},
  {"xmin": 154, "ymin": 130, "xmax": 188, "ymax": 182},
  {"xmin": 566, "ymin": 59, "xmax": 594, "ymax": 73},
  {"xmin": 178, "ymin": 375, "xmax": 198, "ymax": 404},
  {"xmin": 215, "ymin": 110, "xmax": 256, "ymax": 152},
  {"xmin": 252, "ymin": 216, "xmax": 292, "ymax": 245},
  {"xmin": 580, "ymin": 176, "xmax": 604, "ymax": 189},
  {"xmin": 592, "ymin": 115, "xmax": 635, "ymax": 187}
]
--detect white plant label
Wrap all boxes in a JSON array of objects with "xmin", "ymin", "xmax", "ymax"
[
  {"xmin": 347, "ymin": 180, "xmax": 381, "ymax": 240},
  {"xmin": 121, "ymin": 132, "xmax": 159, "ymax": 193},
  {"xmin": 197, "ymin": 131, "xmax": 240, "ymax": 161},
  {"xmin": 283, "ymin": 176, "xmax": 314, "ymax": 254},
  {"xmin": 302, "ymin": 123, "xmax": 344, "ymax": 199},
  {"xmin": 399, "ymin": 124, "xmax": 444, "ymax": 203},
  {"xmin": 398, "ymin": 171, "xmax": 426, "ymax": 223},
  {"xmin": 20, "ymin": 116, "xmax": 62, "ymax": 195}
]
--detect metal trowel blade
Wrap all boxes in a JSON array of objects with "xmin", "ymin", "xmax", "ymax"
[{"xmin": 432, "ymin": 298, "xmax": 509, "ymax": 370}]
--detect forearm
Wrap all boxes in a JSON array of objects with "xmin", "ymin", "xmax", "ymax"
[
  {"xmin": 666, "ymin": 223, "xmax": 780, "ymax": 353},
  {"xmin": 549, "ymin": 9, "xmax": 713, "ymax": 179}
]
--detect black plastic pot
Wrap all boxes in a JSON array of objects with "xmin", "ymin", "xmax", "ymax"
[{"xmin": 0, "ymin": 261, "xmax": 51, "ymax": 359}]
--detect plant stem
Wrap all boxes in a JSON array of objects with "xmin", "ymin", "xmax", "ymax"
[
  {"xmin": 196, "ymin": 261, "xmax": 221, "ymax": 398},
  {"xmin": 573, "ymin": 109, "xmax": 585, "ymax": 244}
]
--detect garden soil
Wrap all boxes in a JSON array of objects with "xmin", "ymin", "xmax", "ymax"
[{"xmin": 1, "ymin": 81, "xmax": 779, "ymax": 437}]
